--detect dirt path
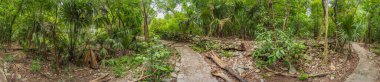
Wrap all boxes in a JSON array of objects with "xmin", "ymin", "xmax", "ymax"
[
  {"xmin": 345, "ymin": 43, "xmax": 380, "ymax": 82},
  {"xmin": 162, "ymin": 40, "xmax": 217, "ymax": 82}
]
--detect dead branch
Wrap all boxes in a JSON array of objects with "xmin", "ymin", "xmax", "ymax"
[
  {"xmin": 133, "ymin": 75, "xmax": 152, "ymax": 82},
  {"xmin": 212, "ymin": 69, "xmax": 235, "ymax": 82},
  {"xmin": 139, "ymin": 64, "xmax": 146, "ymax": 80},
  {"xmin": 39, "ymin": 72, "xmax": 56, "ymax": 80},
  {"xmin": 132, "ymin": 68, "xmax": 157, "ymax": 82},
  {"xmin": 264, "ymin": 66, "xmax": 331, "ymax": 78},
  {"xmin": 206, "ymin": 51, "xmax": 248, "ymax": 82},
  {"xmin": 222, "ymin": 44, "xmax": 246, "ymax": 51},
  {"xmin": 89, "ymin": 73, "xmax": 110, "ymax": 82}
]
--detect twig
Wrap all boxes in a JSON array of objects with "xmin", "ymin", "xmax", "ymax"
[
  {"xmin": 89, "ymin": 73, "xmax": 110, "ymax": 82},
  {"xmin": 140, "ymin": 64, "xmax": 145, "ymax": 79},
  {"xmin": 133, "ymin": 68, "xmax": 157, "ymax": 82},
  {"xmin": 133, "ymin": 74, "xmax": 152, "ymax": 82},
  {"xmin": 39, "ymin": 72, "xmax": 56, "ymax": 80},
  {"xmin": 264, "ymin": 66, "xmax": 331, "ymax": 78}
]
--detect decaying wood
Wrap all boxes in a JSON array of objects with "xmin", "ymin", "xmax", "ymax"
[
  {"xmin": 132, "ymin": 74, "xmax": 152, "ymax": 82},
  {"xmin": 89, "ymin": 73, "xmax": 110, "ymax": 82},
  {"xmin": 84, "ymin": 48, "xmax": 99, "ymax": 69},
  {"xmin": 264, "ymin": 66, "xmax": 331, "ymax": 78},
  {"xmin": 40, "ymin": 72, "xmax": 56, "ymax": 80},
  {"xmin": 222, "ymin": 43, "xmax": 246, "ymax": 51},
  {"xmin": 206, "ymin": 51, "xmax": 248, "ymax": 82},
  {"xmin": 212, "ymin": 69, "xmax": 234, "ymax": 82}
]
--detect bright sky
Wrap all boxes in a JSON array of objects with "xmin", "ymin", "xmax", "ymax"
[{"xmin": 154, "ymin": 3, "xmax": 182, "ymax": 19}]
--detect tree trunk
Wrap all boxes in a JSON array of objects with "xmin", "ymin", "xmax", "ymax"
[
  {"xmin": 366, "ymin": 13, "xmax": 372, "ymax": 47},
  {"xmin": 142, "ymin": 0, "xmax": 149, "ymax": 41},
  {"xmin": 333, "ymin": 0, "xmax": 340, "ymax": 51},
  {"xmin": 54, "ymin": 0, "xmax": 61, "ymax": 73},
  {"xmin": 7, "ymin": 0, "xmax": 26, "ymax": 51},
  {"xmin": 268, "ymin": 0, "xmax": 274, "ymax": 29},
  {"xmin": 282, "ymin": 0, "xmax": 289, "ymax": 31},
  {"xmin": 322, "ymin": 0, "xmax": 329, "ymax": 62}
]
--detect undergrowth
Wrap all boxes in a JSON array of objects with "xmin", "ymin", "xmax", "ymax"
[
  {"xmin": 252, "ymin": 30, "xmax": 307, "ymax": 71},
  {"xmin": 191, "ymin": 40, "xmax": 221, "ymax": 52},
  {"xmin": 371, "ymin": 44, "xmax": 380, "ymax": 55},
  {"xmin": 191, "ymin": 39, "xmax": 237, "ymax": 57},
  {"xmin": 101, "ymin": 35, "xmax": 173, "ymax": 81},
  {"xmin": 221, "ymin": 51, "xmax": 235, "ymax": 57},
  {"xmin": 30, "ymin": 57, "xmax": 42, "ymax": 72},
  {"xmin": 4, "ymin": 53, "xmax": 14, "ymax": 62}
]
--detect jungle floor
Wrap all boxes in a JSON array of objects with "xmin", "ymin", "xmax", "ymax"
[{"xmin": 0, "ymin": 37, "xmax": 379, "ymax": 82}]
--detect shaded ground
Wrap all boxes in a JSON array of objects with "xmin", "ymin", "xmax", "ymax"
[{"xmin": 345, "ymin": 43, "xmax": 380, "ymax": 82}]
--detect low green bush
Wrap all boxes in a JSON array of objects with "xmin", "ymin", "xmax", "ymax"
[
  {"xmin": 4, "ymin": 53, "xmax": 14, "ymax": 62},
  {"xmin": 30, "ymin": 58, "xmax": 41, "ymax": 72},
  {"xmin": 221, "ymin": 51, "xmax": 235, "ymax": 57},
  {"xmin": 191, "ymin": 40, "xmax": 221, "ymax": 52},
  {"xmin": 252, "ymin": 30, "xmax": 307, "ymax": 70},
  {"xmin": 102, "ymin": 35, "xmax": 173, "ymax": 81},
  {"xmin": 372, "ymin": 44, "xmax": 380, "ymax": 56}
]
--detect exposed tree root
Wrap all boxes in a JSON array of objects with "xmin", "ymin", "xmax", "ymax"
[
  {"xmin": 264, "ymin": 66, "xmax": 331, "ymax": 78},
  {"xmin": 206, "ymin": 50, "xmax": 248, "ymax": 82}
]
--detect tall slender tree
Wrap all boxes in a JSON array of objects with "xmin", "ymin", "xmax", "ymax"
[
  {"xmin": 142, "ymin": 0, "xmax": 149, "ymax": 41},
  {"xmin": 322, "ymin": 0, "xmax": 329, "ymax": 62},
  {"xmin": 7, "ymin": 0, "xmax": 26, "ymax": 50},
  {"xmin": 282, "ymin": 0, "xmax": 289, "ymax": 31}
]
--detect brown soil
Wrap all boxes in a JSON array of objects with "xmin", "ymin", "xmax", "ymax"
[{"xmin": 194, "ymin": 38, "xmax": 359, "ymax": 82}]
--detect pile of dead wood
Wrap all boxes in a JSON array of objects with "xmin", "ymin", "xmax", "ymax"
[{"xmin": 206, "ymin": 51, "xmax": 248, "ymax": 82}]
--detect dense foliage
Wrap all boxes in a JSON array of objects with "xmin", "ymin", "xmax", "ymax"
[
  {"xmin": 253, "ymin": 30, "xmax": 307, "ymax": 71},
  {"xmin": 0, "ymin": 0, "xmax": 379, "ymax": 81}
]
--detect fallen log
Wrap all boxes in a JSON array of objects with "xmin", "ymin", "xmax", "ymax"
[
  {"xmin": 264, "ymin": 66, "xmax": 331, "ymax": 78},
  {"xmin": 206, "ymin": 51, "xmax": 248, "ymax": 82},
  {"xmin": 212, "ymin": 69, "xmax": 234, "ymax": 82}
]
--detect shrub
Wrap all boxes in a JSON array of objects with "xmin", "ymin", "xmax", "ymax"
[
  {"xmin": 299, "ymin": 73, "xmax": 309, "ymax": 80},
  {"xmin": 4, "ymin": 53, "xmax": 14, "ymax": 62},
  {"xmin": 252, "ymin": 30, "xmax": 307, "ymax": 70},
  {"xmin": 221, "ymin": 51, "xmax": 235, "ymax": 57},
  {"xmin": 30, "ymin": 58, "xmax": 41, "ymax": 72},
  {"xmin": 191, "ymin": 40, "xmax": 221, "ymax": 52},
  {"xmin": 102, "ymin": 35, "xmax": 173, "ymax": 81}
]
